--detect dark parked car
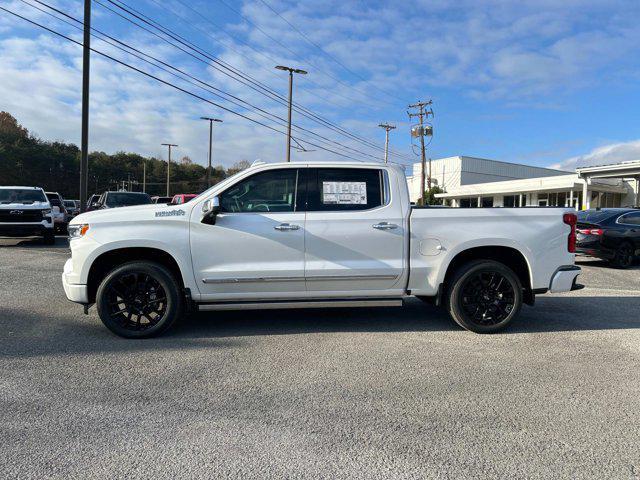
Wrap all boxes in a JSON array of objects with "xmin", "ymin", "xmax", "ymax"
[
  {"xmin": 91, "ymin": 191, "xmax": 153, "ymax": 210},
  {"xmin": 86, "ymin": 194, "xmax": 100, "ymax": 211},
  {"xmin": 151, "ymin": 196, "xmax": 173, "ymax": 204},
  {"xmin": 64, "ymin": 200, "xmax": 80, "ymax": 218},
  {"xmin": 576, "ymin": 208, "xmax": 640, "ymax": 268}
]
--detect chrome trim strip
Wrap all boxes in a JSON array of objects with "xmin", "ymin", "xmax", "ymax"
[
  {"xmin": 306, "ymin": 274, "xmax": 399, "ymax": 281},
  {"xmin": 202, "ymin": 273, "xmax": 399, "ymax": 284},
  {"xmin": 202, "ymin": 276, "xmax": 303, "ymax": 284}
]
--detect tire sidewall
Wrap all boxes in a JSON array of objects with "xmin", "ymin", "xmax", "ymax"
[
  {"xmin": 448, "ymin": 260, "xmax": 523, "ymax": 334},
  {"xmin": 96, "ymin": 261, "xmax": 183, "ymax": 338},
  {"xmin": 612, "ymin": 242, "xmax": 634, "ymax": 268}
]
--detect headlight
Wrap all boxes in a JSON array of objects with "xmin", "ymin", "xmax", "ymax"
[
  {"xmin": 68, "ymin": 224, "xmax": 90, "ymax": 239},
  {"xmin": 42, "ymin": 209, "xmax": 52, "ymax": 215}
]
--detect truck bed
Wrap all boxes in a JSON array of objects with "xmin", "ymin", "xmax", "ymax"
[{"xmin": 407, "ymin": 206, "xmax": 575, "ymax": 296}]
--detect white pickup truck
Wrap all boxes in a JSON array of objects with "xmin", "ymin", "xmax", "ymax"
[{"xmin": 62, "ymin": 162, "xmax": 582, "ymax": 338}]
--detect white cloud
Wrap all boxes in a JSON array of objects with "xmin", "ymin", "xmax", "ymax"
[{"xmin": 551, "ymin": 140, "xmax": 640, "ymax": 170}]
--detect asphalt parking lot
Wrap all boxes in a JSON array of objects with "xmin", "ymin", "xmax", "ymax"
[{"xmin": 1, "ymin": 237, "xmax": 639, "ymax": 479}]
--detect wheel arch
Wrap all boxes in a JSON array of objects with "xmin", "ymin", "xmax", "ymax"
[
  {"xmin": 87, "ymin": 247, "xmax": 185, "ymax": 304},
  {"xmin": 441, "ymin": 245, "xmax": 533, "ymax": 297}
]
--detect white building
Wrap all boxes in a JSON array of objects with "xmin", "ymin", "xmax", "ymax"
[{"xmin": 406, "ymin": 156, "xmax": 639, "ymax": 209}]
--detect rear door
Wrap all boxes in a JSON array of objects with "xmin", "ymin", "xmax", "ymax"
[
  {"xmin": 617, "ymin": 212, "xmax": 640, "ymax": 253},
  {"xmin": 303, "ymin": 167, "xmax": 405, "ymax": 295}
]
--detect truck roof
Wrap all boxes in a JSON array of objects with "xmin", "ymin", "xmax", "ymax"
[
  {"xmin": 245, "ymin": 161, "xmax": 405, "ymax": 171},
  {"xmin": 0, "ymin": 186, "xmax": 43, "ymax": 190}
]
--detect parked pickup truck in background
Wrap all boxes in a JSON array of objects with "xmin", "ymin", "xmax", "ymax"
[
  {"xmin": 0, "ymin": 186, "xmax": 55, "ymax": 244},
  {"xmin": 62, "ymin": 162, "xmax": 582, "ymax": 338}
]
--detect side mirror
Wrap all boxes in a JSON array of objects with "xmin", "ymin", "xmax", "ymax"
[
  {"xmin": 202, "ymin": 196, "xmax": 220, "ymax": 225},
  {"xmin": 52, "ymin": 206, "xmax": 60, "ymax": 214}
]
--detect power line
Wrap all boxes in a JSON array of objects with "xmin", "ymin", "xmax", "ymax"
[
  {"xmin": 154, "ymin": 0, "xmax": 411, "ymax": 160},
  {"xmin": 208, "ymin": 0, "xmax": 399, "ymax": 108},
  {"xmin": 255, "ymin": 0, "xmax": 405, "ymax": 103},
  {"xmin": 0, "ymin": 5, "xmax": 373, "ymax": 164},
  {"xmin": 97, "ymin": 0, "xmax": 413, "ymax": 162},
  {"xmin": 150, "ymin": 0, "xmax": 364, "ymax": 112},
  {"xmin": 24, "ymin": 0, "xmax": 386, "ymax": 162}
]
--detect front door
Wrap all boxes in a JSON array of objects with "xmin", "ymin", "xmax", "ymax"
[
  {"xmin": 190, "ymin": 168, "xmax": 306, "ymax": 301},
  {"xmin": 303, "ymin": 167, "xmax": 406, "ymax": 296}
]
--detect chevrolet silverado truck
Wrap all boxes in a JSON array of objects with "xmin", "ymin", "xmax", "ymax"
[
  {"xmin": 0, "ymin": 186, "xmax": 55, "ymax": 244},
  {"xmin": 62, "ymin": 162, "xmax": 582, "ymax": 338}
]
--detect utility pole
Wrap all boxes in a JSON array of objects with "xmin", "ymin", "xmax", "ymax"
[
  {"xmin": 408, "ymin": 100, "xmax": 433, "ymax": 205},
  {"xmin": 79, "ymin": 0, "xmax": 91, "ymax": 212},
  {"xmin": 378, "ymin": 123, "xmax": 396, "ymax": 164},
  {"xmin": 142, "ymin": 160, "xmax": 146, "ymax": 193},
  {"xmin": 275, "ymin": 65, "xmax": 307, "ymax": 162},
  {"xmin": 161, "ymin": 143, "xmax": 178, "ymax": 197},
  {"xmin": 200, "ymin": 117, "xmax": 223, "ymax": 188}
]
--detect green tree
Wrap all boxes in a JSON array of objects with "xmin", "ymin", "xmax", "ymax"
[{"xmin": 422, "ymin": 185, "xmax": 445, "ymax": 205}]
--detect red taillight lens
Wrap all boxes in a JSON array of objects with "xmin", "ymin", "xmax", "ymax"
[
  {"xmin": 563, "ymin": 213, "xmax": 577, "ymax": 253},
  {"xmin": 577, "ymin": 228, "xmax": 604, "ymax": 236}
]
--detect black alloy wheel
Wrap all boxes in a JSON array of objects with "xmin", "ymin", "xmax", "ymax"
[
  {"xmin": 96, "ymin": 261, "xmax": 183, "ymax": 338},
  {"xmin": 612, "ymin": 242, "xmax": 634, "ymax": 269},
  {"xmin": 447, "ymin": 260, "xmax": 523, "ymax": 333}
]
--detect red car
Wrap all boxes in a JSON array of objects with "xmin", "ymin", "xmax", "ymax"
[{"xmin": 171, "ymin": 194, "xmax": 198, "ymax": 205}]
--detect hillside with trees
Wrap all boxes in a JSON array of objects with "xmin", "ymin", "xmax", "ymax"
[{"xmin": 0, "ymin": 112, "xmax": 247, "ymax": 199}]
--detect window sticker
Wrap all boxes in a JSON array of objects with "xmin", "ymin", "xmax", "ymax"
[{"xmin": 322, "ymin": 181, "xmax": 367, "ymax": 205}]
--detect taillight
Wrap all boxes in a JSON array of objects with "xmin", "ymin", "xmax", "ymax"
[
  {"xmin": 563, "ymin": 213, "xmax": 577, "ymax": 253},
  {"xmin": 577, "ymin": 228, "xmax": 603, "ymax": 236}
]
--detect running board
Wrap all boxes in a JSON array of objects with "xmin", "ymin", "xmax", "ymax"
[{"xmin": 197, "ymin": 298, "xmax": 404, "ymax": 311}]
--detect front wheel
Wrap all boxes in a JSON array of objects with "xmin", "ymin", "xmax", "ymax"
[
  {"xmin": 447, "ymin": 260, "xmax": 523, "ymax": 333},
  {"xmin": 610, "ymin": 242, "xmax": 634, "ymax": 269},
  {"xmin": 96, "ymin": 261, "xmax": 183, "ymax": 338}
]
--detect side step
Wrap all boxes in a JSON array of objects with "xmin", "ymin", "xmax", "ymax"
[{"xmin": 197, "ymin": 298, "xmax": 404, "ymax": 311}]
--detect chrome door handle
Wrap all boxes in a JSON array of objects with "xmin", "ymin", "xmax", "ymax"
[
  {"xmin": 274, "ymin": 223, "xmax": 300, "ymax": 231},
  {"xmin": 372, "ymin": 222, "xmax": 398, "ymax": 230}
]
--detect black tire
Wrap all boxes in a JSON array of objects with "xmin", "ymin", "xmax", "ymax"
[
  {"xmin": 610, "ymin": 242, "xmax": 634, "ymax": 269},
  {"xmin": 446, "ymin": 260, "xmax": 523, "ymax": 334},
  {"xmin": 43, "ymin": 230, "xmax": 55, "ymax": 245},
  {"xmin": 96, "ymin": 261, "xmax": 183, "ymax": 338}
]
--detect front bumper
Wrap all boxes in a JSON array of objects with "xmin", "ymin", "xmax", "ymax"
[
  {"xmin": 62, "ymin": 258, "xmax": 88, "ymax": 303},
  {"xmin": 0, "ymin": 223, "xmax": 52, "ymax": 237},
  {"xmin": 549, "ymin": 265, "xmax": 582, "ymax": 293}
]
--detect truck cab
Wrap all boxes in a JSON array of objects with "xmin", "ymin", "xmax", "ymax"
[{"xmin": 63, "ymin": 162, "xmax": 581, "ymax": 338}]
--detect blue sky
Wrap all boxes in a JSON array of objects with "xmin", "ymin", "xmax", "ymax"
[{"xmin": 1, "ymin": 0, "xmax": 639, "ymax": 171}]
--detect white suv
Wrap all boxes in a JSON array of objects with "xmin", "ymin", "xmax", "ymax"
[{"xmin": 0, "ymin": 186, "xmax": 55, "ymax": 244}]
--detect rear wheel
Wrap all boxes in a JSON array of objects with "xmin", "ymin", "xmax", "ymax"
[
  {"xmin": 96, "ymin": 261, "xmax": 183, "ymax": 338},
  {"xmin": 447, "ymin": 260, "xmax": 522, "ymax": 333},
  {"xmin": 610, "ymin": 242, "xmax": 634, "ymax": 269}
]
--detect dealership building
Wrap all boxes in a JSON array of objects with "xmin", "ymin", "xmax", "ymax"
[{"xmin": 406, "ymin": 156, "xmax": 640, "ymax": 209}]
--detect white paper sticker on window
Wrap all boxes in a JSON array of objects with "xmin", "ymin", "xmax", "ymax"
[{"xmin": 322, "ymin": 181, "xmax": 367, "ymax": 205}]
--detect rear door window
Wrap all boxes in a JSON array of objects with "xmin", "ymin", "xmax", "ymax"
[{"xmin": 307, "ymin": 168, "xmax": 385, "ymax": 212}]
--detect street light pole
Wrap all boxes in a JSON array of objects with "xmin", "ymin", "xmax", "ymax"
[
  {"xmin": 275, "ymin": 65, "xmax": 307, "ymax": 162},
  {"xmin": 79, "ymin": 0, "xmax": 91, "ymax": 212},
  {"xmin": 161, "ymin": 143, "xmax": 178, "ymax": 197},
  {"xmin": 200, "ymin": 117, "xmax": 223, "ymax": 188}
]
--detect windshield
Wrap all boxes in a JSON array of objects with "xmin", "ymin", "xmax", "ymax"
[
  {"xmin": 577, "ymin": 210, "xmax": 620, "ymax": 224},
  {"xmin": 0, "ymin": 188, "xmax": 47, "ymax": 204},
  {"xmin": 64, "ymin": 200, "xmax": 76, "ymax": 208},
  {"xmin": 105, "ymin": 192, "xmax": 152, "ymax": 207}
]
